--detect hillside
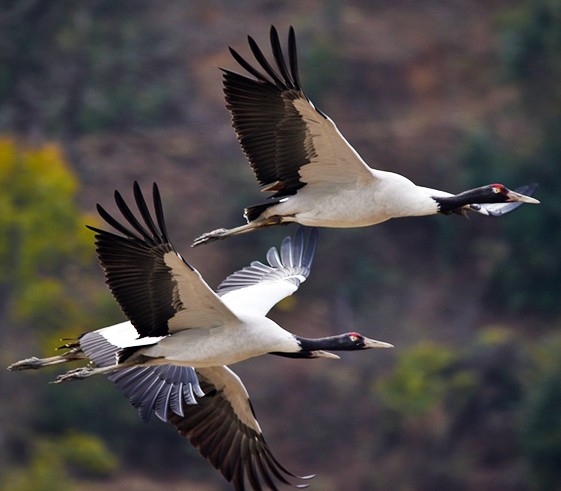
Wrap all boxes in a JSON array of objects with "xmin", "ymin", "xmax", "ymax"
[{"xmin": 1, "ymin": 1, "xmax": 560, "ymax": 490}]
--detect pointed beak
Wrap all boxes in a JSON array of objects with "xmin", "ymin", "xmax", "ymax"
[
  {"xmin": 364, "ymin": 338, "xmax": 394, "ymax": 349},
  {"xmin": 506, "ymin": 189, "xmax": 540, "ymax": 204},
  {"xmin": 311, "ymin": 350, "xmax": 341, "ymax": 359}
]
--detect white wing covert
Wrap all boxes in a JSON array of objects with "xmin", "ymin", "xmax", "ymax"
[{"xmin": 217, "ymin": 227, "xmax": 317, "ymax": 316}]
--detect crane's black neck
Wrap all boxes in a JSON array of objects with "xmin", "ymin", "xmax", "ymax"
[
  {"xmin": 270, "ymin": 334, "xmax": 356, "ymax": 359},
  {"xmin": 434, "ymin": 185, "xmax": 503, "ymax": 215}
]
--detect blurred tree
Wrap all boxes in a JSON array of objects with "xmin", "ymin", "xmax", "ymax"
[
  {"xmin": 519, "ymin": 334, "xmax": 561, "ymax": 491},
  {"xmin": 500, "ymin": 0, "xmax": 561, "ymax": 119},
  {"xmin": 0, "ymin": 137, "xmax": 100, "ymax": 345},
  {"xmin": 482, "ymin": 0, "xmax": 561, "ymax": 314},
  {"xmin": 0, "ymin": 137, "xmax": 123, "ymax": 486},
  {"xmin": 370, "ymin": 329, "xmax": 530, "ymax": 490},
  {"xmin": 376, "ymin": 341, "xmax": 474, "ymax": 420},
  {"xmin": 1, "ymin": 431, "xmax": 118, "ymax": 491},
  {"xmin": 0, "ymin": 1, "xmax": 558, "ymax": 489},
  {"xmin": 0, "ymin": 0, "xmax": 191, "ymax": 141},
  {"xmin": 0, "ymin": 136, "xmax": 219, "ymax": 487}
]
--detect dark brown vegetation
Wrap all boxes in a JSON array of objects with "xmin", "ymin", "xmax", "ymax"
[{"xmin": 1, "ymin": 1, "xmax": 560, "ymax": 490}]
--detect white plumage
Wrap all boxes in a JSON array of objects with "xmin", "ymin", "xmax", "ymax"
[
  {"xmin": 193, "ymin": 26, "xmax": 539, "ymax": 246},
  {"xmin": 9, "ymin": 182, "xmax": 392, "ymax": 491}
]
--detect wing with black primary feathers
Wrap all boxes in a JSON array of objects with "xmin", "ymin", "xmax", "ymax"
[
  {"xmin": 168, "ymin": 366, "xmax": 313, "ymax": 491},
  {"xmin": 87, "ymin": 182, "xmax": 238, "ymax": 339},
  {"xmin": 223, "ymin": 26, "xmax": 373, "ymax": 201},
  {"xmin": 224, "ymin": 26, "xmax": 308, "ymax": 198}
]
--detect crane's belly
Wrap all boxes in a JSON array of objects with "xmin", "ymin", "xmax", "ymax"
[
  {"xmin": 269, "ymin": 192, "xmax": 393, "ymax": 227},
  {"xmin": 267, "ymin": 184, "xmax": 437, "ymax": 227},
  {"xmin": 138, "ymin": 322, "xmax": 296, "ymax": 368},
  {"xmin": 140, "ymin": 332, "xmax": 262, "ymax": 367}
]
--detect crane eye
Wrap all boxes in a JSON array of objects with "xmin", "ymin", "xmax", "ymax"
[{"xmin": 349, "ymin": 333, "xmax": 361, "ymax": 343}]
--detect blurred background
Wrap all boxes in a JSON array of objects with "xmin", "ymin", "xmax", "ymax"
[{"xmin": 1, "ymin": 1, "xmax": 560, "ymax": 490}]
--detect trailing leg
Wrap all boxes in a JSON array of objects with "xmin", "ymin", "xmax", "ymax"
[
  {"xmin": 8, "ymin": 347, "xmax": 84, "ymax": 371},
  {"xmin": 53, "ymin": 363, "xmax": 126, "ymax": 383},
  {"xmin": 192, "ymin": 216, "xmax": 285, "ymax": 247}
]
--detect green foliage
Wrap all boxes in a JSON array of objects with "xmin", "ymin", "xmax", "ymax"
[
  {"xmin": 499, "ymin": 0, "xmax": 561, "ymax": 104},
  {"xmin": 58, "ymin": 431, "xmax": 120, "ymax": 477},
  {"xmin": 447, "ymin": 3, "xmax": 561, "ymax": 315},
  {"xmin": 520, "ymin": 334, "xmax": 561, "ymax": 490},
  {"xmin": 0, "ymin": 1, "xmax": 189, "ymax": 135},
  {"xmin": 0, "ymin": 137, "xmax": 99, "ymax": 338},
  {"xmin": 376, "ymin": 342, "xmax": 476, "ymax": 419},
  {"xmin": 1, "ymin": 431, "xmax": 118, "ymax": 491},
  {"xmin": 0, "ymin": 139, "xmax": 79, "ymax": 273},
  {"xmin": 0, "ymin": 137, "xmax": 127, "ymax": 489},
  {"xmin": 456, "ymin": 130, "xmax": 554, "ymax": 313},
  {"xmin": 369, "ymin": 331, "xmax": 531, "ymax": 489},
  {"xmin": 474, "ymin": 1, "xmax": 561, "ymax": 315},
  {"xmin": 0, "ymin": 138, "xmax": 86, "ymax": 271}
]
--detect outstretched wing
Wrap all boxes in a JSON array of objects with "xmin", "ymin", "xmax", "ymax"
[
  {"xmin": 169, "ymin": 366, "xmax": 313, "ymax": 491},
  {"xmin": 79, "ymin": 326, "xmax": 203, "ymax": 423},
  {"xmin": 217, "ymin": 227, "xmax": 317, "ymax": 316},
  {"xmin": 223, "ymin": 26, "xmax": 375, "ymax": 198},
  {"xmin": 80, "ymin": 328, "xmax": 311, "ymax": 490},
  {"xmin": 88, "ymin": 182, "xmax": 239, "ymax": 338}
]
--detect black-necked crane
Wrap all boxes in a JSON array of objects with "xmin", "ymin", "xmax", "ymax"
[
  {"xmin": 192, "ymin": 26, "xmax": 539, "ymax": 246},
  {"xmin": 8, "ymin": 182, "xmax": 392, "ymax": 491}
]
